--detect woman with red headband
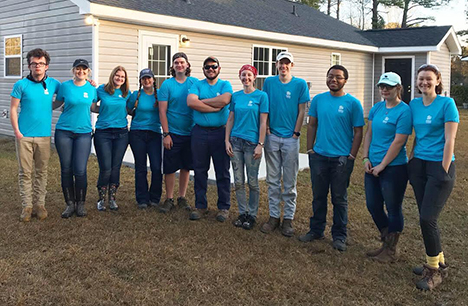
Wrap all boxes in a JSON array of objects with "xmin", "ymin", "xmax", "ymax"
[{"xmin": 225, "ymin": 64, "xmax": 269, "ymax": 230}]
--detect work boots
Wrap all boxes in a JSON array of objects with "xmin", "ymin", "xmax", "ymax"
[
  {"xmin": 372, "ymin": 232, "xmax": 400, "ymax": 263},
  {"xmin": 61, "ymin": 187, "xmax": 75, "ymax": 218},
  {"xmin": 108, "ymin": 184, "xmax": 119, "ymax": 211},
  {"xmin": 75, "ymin": 188, "xmax": 87, "ymax": 217},
  {"xmin": 97, "ymin": 186, "xmax": 107, "ymax": 211},
  {"xmin": 366, "ymin": 227, "xmax": 389, "ymax": 257},
  {"xmin": 416, "ymin": 264, "xmax": 443, "ymax": 290},
  {"xmin": 260, "ymin": 217, "xmax": 280, "ymax": 233}
]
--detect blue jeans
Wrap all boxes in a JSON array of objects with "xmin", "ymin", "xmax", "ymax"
[
  {"xmin": 365, "ymin": 164, "xmax": 408, "ymax": 234},
  {"xmin": 308, "ymin": 153, "xmax": 354, "ymax": 241},
  {"xmin": 93, "ymin": 128, "xmax": 128, "ymax": 188},
  {"xmin": 54, "ymin": 129, "xmax": 92, "ymax": 200},
  {"xmin": 191, "ymin": 125, "xmax": 231, "ymax": 210},
  {"xmin": 230, "ymin": 137, "xmax": 261, "ymax": 217},
  {"xmin": 264, "ymin": 134, "xmax": 300, "ymax": 220},
  {"xmin": 129, "ymin": 130, "xmax": 162, "ymax": 204}
]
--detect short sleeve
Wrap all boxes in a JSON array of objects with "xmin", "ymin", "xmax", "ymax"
[
  {"xmin": 395, "ymin": 107, "xmax": 412, "ymax": 135},
  {"xmin": 127, "ymin": 91, "xmax": 138, "ymax": 109},
  {"xmin": 56, "ymin": 83, "xmax": 65, "ymax": 102},
  {"xmin": 352, "ymin": 98, "xmax": 365, "ymax": 127},
  {"xmin": 229, "ymin": 96, "xmax": 235, "ymax": 112},
  {"xmin": 91, "ymin": 87, "xmax": 98, "ymax": 103},
  {"xmin": 308, "ymin": 95, "xmax": 318, "ymax": 117},
  {"xmin": 299, "ymin": 79, "xmax": 310, "ymax": 104},
  {"xmin": 53, "ymin": 79, "xmax": 61, "ymax": 95},
  {"xmin": 11, "ymin": 81, "xmax": 23, "ymax": 99},
  {"xmin": 444, "ymin": 98, "xmax": 459, "ymax": 123},
  {"xmin": 158, "ymin": 80, "xmax": 169, "ymax": 101},
  {"xmin": 368, "ymin": 104, "xmax": 376, "ymax": 121},
  {"xmin": 221, "ymin": 81, "xmax": 233, "ymax": 95},
  {"xmin": 189, "ymin": 81, "xmax": 200, "ymax": 96},
  {"xmin": 260, "ymin": 92, "xmax": 269, "ymax": 113},
  {"xmin": 96, "ymin": 85, "xmax": 105, "ymax": 101}
]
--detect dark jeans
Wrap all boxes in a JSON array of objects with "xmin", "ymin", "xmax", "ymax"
[
  {"xmin": 94, "ymin": 128, "xmax": 129, "ymax": 188},
  {"xmin": 365, "ymin": 164, "xmax": 408, "ymax": 234},
  {"xmin": 408, "ymin": 158, "xmax": 455, "ymax": 257},
  {"xmin": 129, "ymin": 130, "xmax": 162, "ymax": 204},
  {"xmin": 308, "ymin": 153, "xmax": 354, "ymax": 241},
  {"xmin": 55, "ymin": 129, "xmax": 92, "ymax": 200},
  {"xmin": 191, "ymin": 124, "xmax": 231, "ymax": 210}
]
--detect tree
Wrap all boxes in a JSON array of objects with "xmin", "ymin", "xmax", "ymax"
[
  {"xmin": 371, "ymin": 0, "xmax": 398, "ymax": 29},
  {"xmin": 301, "ymin": 0, "xmax": 323, "ymax": 9}
]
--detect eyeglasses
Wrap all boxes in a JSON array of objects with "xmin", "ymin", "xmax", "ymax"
[
  {"xmin": 204, "ymin": 64, "xmax": 219, "ymax": 70},
  {"xmin": 30, "ymin": 62, "xmax": 47, "ymax": 68},
  {"xmin": 327, "ymin": 75, "xmax": 346, "ymax": 81},
  {"xmin": 378, "ymin": 84, "xmax": 396, "ymax": 90},
  {"xmin": 418, "ymin": 64, "xmax": 439, "ymax": 72}
]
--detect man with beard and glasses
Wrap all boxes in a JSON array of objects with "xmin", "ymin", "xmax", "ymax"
[
  {"xmin": 187, "ymin": 56, "xmax": 233, "ymax": 222},
  {"xmin": 10, "ymin": 48, "xmax": 61, "ymax": 222},
  {"xmin": 299, "ymin": 65, "xmax": 364, "ymax": 252}
]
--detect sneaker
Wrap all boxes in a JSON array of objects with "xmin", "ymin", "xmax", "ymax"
[
  {"xmin": 36, "ymin": 205, "xmax": 48, "ymax": 220},
  {"xmin": 149, "ymin": 201, "xmax": 159, "ymax": 208},
  {"xmin": 260, "ymin": 217, "xmax": 280, "ymax": 234},
  {"xmin": 189, "ymin": 208, "xmax": 207, "ymax": 221},
  {"xmin": 416, "ymin": 264, "xmax": 443, "ymax": 291},
  {"xmin": 137, "ymin": 203, "xmax": 148, "ymax": 210},
  {"xmin": 242, "ymin": 215, "xmax": 256, "ymax": 230},
  {"xmin": 177, "ymin": 197, "xmax": 191, "ymax": 211},
  {"xmin": 413, "ymin": 263, "xmax": 449, "ymax": 278},
  {"xmin": 216, "ymin": 209, "xmax": 229, "ymax": 222},
  {"xmin": 159, "ymin": 198, "xmax": 174, "ymax": 213},
  {"xmin": 298, "ymin": 231, "xmax": 325, "ymax": 242},
  {"xmin": 233, "ymin": 213, "xmax": 248, "ymax": 227},
  {"xmin": 20, "ymin": 207, "xmax": 33, "ymax": 222},
  {"xmin": 332, "ymin": 239, "xmax": 347, "ymax": 252}
]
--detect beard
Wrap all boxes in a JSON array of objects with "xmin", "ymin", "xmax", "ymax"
[{"xmin": 204, "ymin": 70, "xmax": 219, "ymax": 81}]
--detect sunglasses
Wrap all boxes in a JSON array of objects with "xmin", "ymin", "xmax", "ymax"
[
  {"xmin": 378, "ymin": 84, "xmax": 397, "ymax": 90},
  {"xmin": 204, "ymin": 64, "xmax": 219, "ymax": 70}
]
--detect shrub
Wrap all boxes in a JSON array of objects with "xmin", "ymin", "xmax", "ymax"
[{"xmin": 451, "ymin": 85, "xmax": 468, "ymax": 105}]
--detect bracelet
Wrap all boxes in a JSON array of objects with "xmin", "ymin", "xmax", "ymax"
[
  {"xmin": 349, "ymin": 153, "xmax": 356, "ymax": 160},
  {"xmin": 362, "ymin": 158, "xmax": 370, "ymax": 165},
  {"xmin": 306, "ymin": 149, "xmax": 314, "ymax": 154},
  {"xmin": 362, "ymin": 156, "xmax": 368, "ymax": 160}
]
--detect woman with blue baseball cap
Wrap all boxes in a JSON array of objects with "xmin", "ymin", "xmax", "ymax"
[
  {"xmin": 362, "ymin": 72, "xmax": 412, "ymax": 262},
  {"xmin": 127, "ymin": 68, "xmax": 162, "ymax": 209}
]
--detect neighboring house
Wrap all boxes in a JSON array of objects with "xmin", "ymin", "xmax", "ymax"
[{"xmin": 0, "ymin": 0, "xmax": 462, "ymax": 139}]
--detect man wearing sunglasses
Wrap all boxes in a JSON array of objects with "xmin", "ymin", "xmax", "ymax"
[
  {"xmin": 187, "ymin": 56, "xmax": 233, "ymax": 222},
  {"xmin": 10, "ymin": 48, "xmax": 61, "ymax": 222},
  {"xmin": 299, "ymin": 65, "xmax": 364, "ymax": 252}
]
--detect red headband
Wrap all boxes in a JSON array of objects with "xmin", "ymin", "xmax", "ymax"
[{"xmin": 239, "ymin": 64, "xmax": 257, "ymax": 77}]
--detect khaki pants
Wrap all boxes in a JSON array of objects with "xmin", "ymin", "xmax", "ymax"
[{"xmin": 15, "ymin": 137, "xmax": 51, "ymax": 208}]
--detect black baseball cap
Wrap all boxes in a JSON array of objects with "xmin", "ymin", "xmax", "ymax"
[
  {"xmin": 73, "ymin": 59, "xmax": 90, "ymax": 69},
  {"xmin": 203, "ymin": 56, "xmax": 219, "ymax": 66}
]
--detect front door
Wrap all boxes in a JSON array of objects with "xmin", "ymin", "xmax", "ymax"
[{"xmin": 384, "ymin": 58, "xmax": 413, "ymax": 103}]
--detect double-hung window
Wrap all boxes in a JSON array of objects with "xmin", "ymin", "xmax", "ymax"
[
  {"xmin": 4, "ymin": 35, "xmax": 22, "ymax": 78},
  {"xmin": 252, "ymin": 45, "xmax": 287, "ymax": 90}
]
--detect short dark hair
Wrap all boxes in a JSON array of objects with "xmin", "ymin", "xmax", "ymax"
[
  {"xmin": 27, "ymin": 48, "xmax": 51, "ymax": 65},
  {"xmin": 327, "ymin": 65, "xmax": 349, "ymax": 80}
]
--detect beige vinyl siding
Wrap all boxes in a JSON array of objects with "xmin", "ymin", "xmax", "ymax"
[
  {"xmin": 99, "ymin": 21, "xmax": 374, "ymax": 118},
  {"xmin": 429, "ymin": 42, "xmax": 451, "ymax": 96},
  {"xmin": 0, "ymin": 0, "xmax": 92, "ymax": 137}
]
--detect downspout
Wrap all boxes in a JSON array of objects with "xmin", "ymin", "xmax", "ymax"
[
  {"xmin": 371, "ymin": 53, "xmax": 375, "ymax": 109},
  {"xmin": 91, "ymin": 18, "xmax": 100, "ymax": 154}
]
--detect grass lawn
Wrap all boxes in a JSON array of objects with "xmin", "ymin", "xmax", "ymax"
[{"xmin": 0, "ymin": 110, "xmax": 467, "ymax": 305}]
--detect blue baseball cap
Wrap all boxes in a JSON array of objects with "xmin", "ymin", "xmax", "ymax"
[
  {"xmin": 139, "ymin": 68, "xmax": 154, "ymax": 79},
  {"xmin": 377, "ymin": 72, "xmax": 401, "ymax": 86}
]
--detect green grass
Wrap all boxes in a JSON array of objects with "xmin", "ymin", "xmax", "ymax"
[{"xmin": 0, "ymin": 110, "xmax": 467, "ymax": 305}]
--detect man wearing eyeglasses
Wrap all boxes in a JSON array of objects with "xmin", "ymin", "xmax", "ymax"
[
  {"xmin": 260, "ymin": 51, "xmax": 310, "ymax": 237},
  {"xmin": 299, "ymin": 65, "xmax": 364, "ymax": 252},
  {"xmin": 187, "ymin": 56, "xmax": 233, "ymax": 222},
  {"xmin": 10, "ymin": 48, "xmax": 61, "ymax": 222}
]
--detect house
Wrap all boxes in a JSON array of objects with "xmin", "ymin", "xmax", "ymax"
[{"xmin": 0, "ymin": 0, "xmax": 462, "ymax": 139}]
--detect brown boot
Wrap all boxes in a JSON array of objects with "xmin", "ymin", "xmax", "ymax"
[
  {"xmin": 260, "ymin": 217, "xmax": 280, "ymax": 234},
  {"xmin": 366, "ymin": 227, "xmax": 388, "ymax": 257},
  {"xmin": 373, "ymin": 232, "xmax": 400, "ymax": 263},
  {"xmin": 20, "ymin": 207, "xmax": 33, "ymax": 222},
  {"xmin": 281, "ymin": 219, "xmax": 295, "ymax": 237},
  {"xmin": 36, "ymin": 205, "xmax": 48, "ymax": 220},
  {"xmin": 416, "ymin": 264, "xmax": 443, "ymax": 290}
]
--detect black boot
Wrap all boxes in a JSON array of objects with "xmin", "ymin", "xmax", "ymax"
[
  {"xmin": 109, "ymin": 184, "xmax": 119, "ymax": 211},
  {"xmin": 97, "ymin": 186, "xmax": 107, "ymax": 211},
  {"xmin": 75, "ymin": 187, "xmax": 87, "ymax": 217},
  {"xmin": 61, "ymin": 187, "xmax": 75, "ymax": 218}
]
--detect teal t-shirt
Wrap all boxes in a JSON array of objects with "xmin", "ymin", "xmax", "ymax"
[
  {"xmin": 262, "ymin": 75, "xmax": 310, "ymax": 138},
  {"xmin": 189, "ymin": 79, "xmax": 233, "ymax": 127},
  {"xmin": 229, "ymin": 89, "xmax": 269, "ymax": 144},
  {"xmin": 55, "ymin": 80, "xmax": 97, "ymax": 133},
  {"xmin": 11, "ymin": 77, "xmax": 61, "ymax": 137},
  {"xmin": 410, "ymin": 95, "xmax": 459, "ymax": 162},
  {"xmin": 309, "ymin": 92, "xmax": 365, "ymax": 157},
  {"xmin": 95, "ymin": 84, "xmax": 130, "ymax": 129},
  {"xmin": 368, "ymin": 101, "xmax": 412, "ymax": 166},
  {"xmin": 127, "ymin": 90, "xmax": 161, "ymax": 133},
  {"xmin": 158, "ymin": 76, "xmax": 198, "ymax": 136}
]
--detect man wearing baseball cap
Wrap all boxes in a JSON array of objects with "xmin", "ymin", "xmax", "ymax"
[
  {"xmin": 187, "ymin": 56, "xmax": 233, "ymax": 222},
  {"xmin": 260, "ymin": 51, "xmax": 310, "ymax": 237}
]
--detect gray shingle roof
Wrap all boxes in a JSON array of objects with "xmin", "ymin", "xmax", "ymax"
[{"xmin": 89, "ymin": 0, "xmax": 450, "ymax": 48}]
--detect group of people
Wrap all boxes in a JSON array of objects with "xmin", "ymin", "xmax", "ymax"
[{"xmin": 10, "ymin": 48, "xmax": 458, "ymax": 291}]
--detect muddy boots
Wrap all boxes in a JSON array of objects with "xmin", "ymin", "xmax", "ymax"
[
  {"xmin": 61, "ymin": 187, "xmax": 75, "ymax": 218},
  {"xmin": 75, "ymin": 188, "xmax": 87, "ymax": 217}
]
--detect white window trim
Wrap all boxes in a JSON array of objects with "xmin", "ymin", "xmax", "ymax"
[
  {"xmin": 251, "ymin": 44, "xmax": 288, "ymax": 77},
  {"xmin": 3, "ymin": 34, "xmax": 22, "ymax": 79},
  {"xmin": 331, "ymin": 52, "xmax": 341, "ymax": 66}
]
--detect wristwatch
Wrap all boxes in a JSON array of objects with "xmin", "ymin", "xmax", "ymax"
[
  {"xmin": 258, "ymin": 142, "xmax": 264, "ymax": 147},
  {"xmin": 293, "ymin": 131, "xmax": 301, "ymax": 137},
  {"xmin": 163, "ymin": 132, "xmax": 170, "ymax": 138}
]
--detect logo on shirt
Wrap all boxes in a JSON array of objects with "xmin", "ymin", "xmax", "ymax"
[
  {"xmin": 217, "ymin": 92, "xmax": 220, "ymax": 96},
  {"xmin": 338, "ymin": 105, "xmax": 344, "ymax": 113},
  {"xmin": 119, "ymin": 95, "xmax": 122, "ymax": 98},
  {"xmin": 286, "ymin": 91, "xmax": 291, "ymax": 99},
  {"xmin": 44, "ymin": 89, "xmax": 49, "ymax": 95},
  {"xmin": 83, "ymin": 92, "xmax": 89, "ymax": 98},
  {"xmin": 248, "ymin": 100, "xmax": 253, "ymax": 107},
  {"xmin": 426, "ymin": 115, "xmax": 432, "ymax": 124},
  {"xmin": 383, "ymin": 116, "xmax": 389, "ymax": 124}
]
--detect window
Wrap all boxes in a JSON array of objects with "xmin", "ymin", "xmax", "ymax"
[
  {"xmin": 4, "ymin": 35, "xmax": 22, "ymax": 78},
  {"xmin": 252, "ymin": 45, "xmax": 287, "ymax": 90},
  {"xmin": 148, "ymin": 44, "xmax": 171, "ymax": 88},
  {"xmin": 331, "ymin": 53, "xmax": 341, "ymax": 66}
]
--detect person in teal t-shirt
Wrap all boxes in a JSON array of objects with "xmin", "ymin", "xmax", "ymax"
[
  {"xmin": 407, "ymin": 64, "xmax": 459, "ymax": 291},
  {"xmin": 362, "ymin": 72, "xmax": 412, "ymax": 262},
  {"xmin": 127, "ymin": 68, "xmax": 162, "ymax": 209},
  {"xmin": 260, "ymin": 51, "xmax": 310, "ymax": 237},
  {"xmin": 10, "ymin": 48, "xmax": 60, "ymax": 222},
  {"xmin": 187, "ymin": 56, "xmax": 233, "ymax": 222},
  {"xmin": 225, "ymin": 64, "xmax": 269, "ymax": 230},
  {"xmin": 91, "ymin": 66, "xmax": 130, "ymax": 212},
  {"xmin": 54, "ymin": 59, "xmax": 97, "ymax": 219},
  {"xmin": 158, "ymin": 52, "xmax": 198, "ymax": 213},
  {"xmin": 300, "ymin": 65, "xmax": 364, "ymax": 252}
]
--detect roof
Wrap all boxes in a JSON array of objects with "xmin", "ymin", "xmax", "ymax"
[{"xmin": 361, "ymin": 26, "xmax": 452, "ymax": 47}]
